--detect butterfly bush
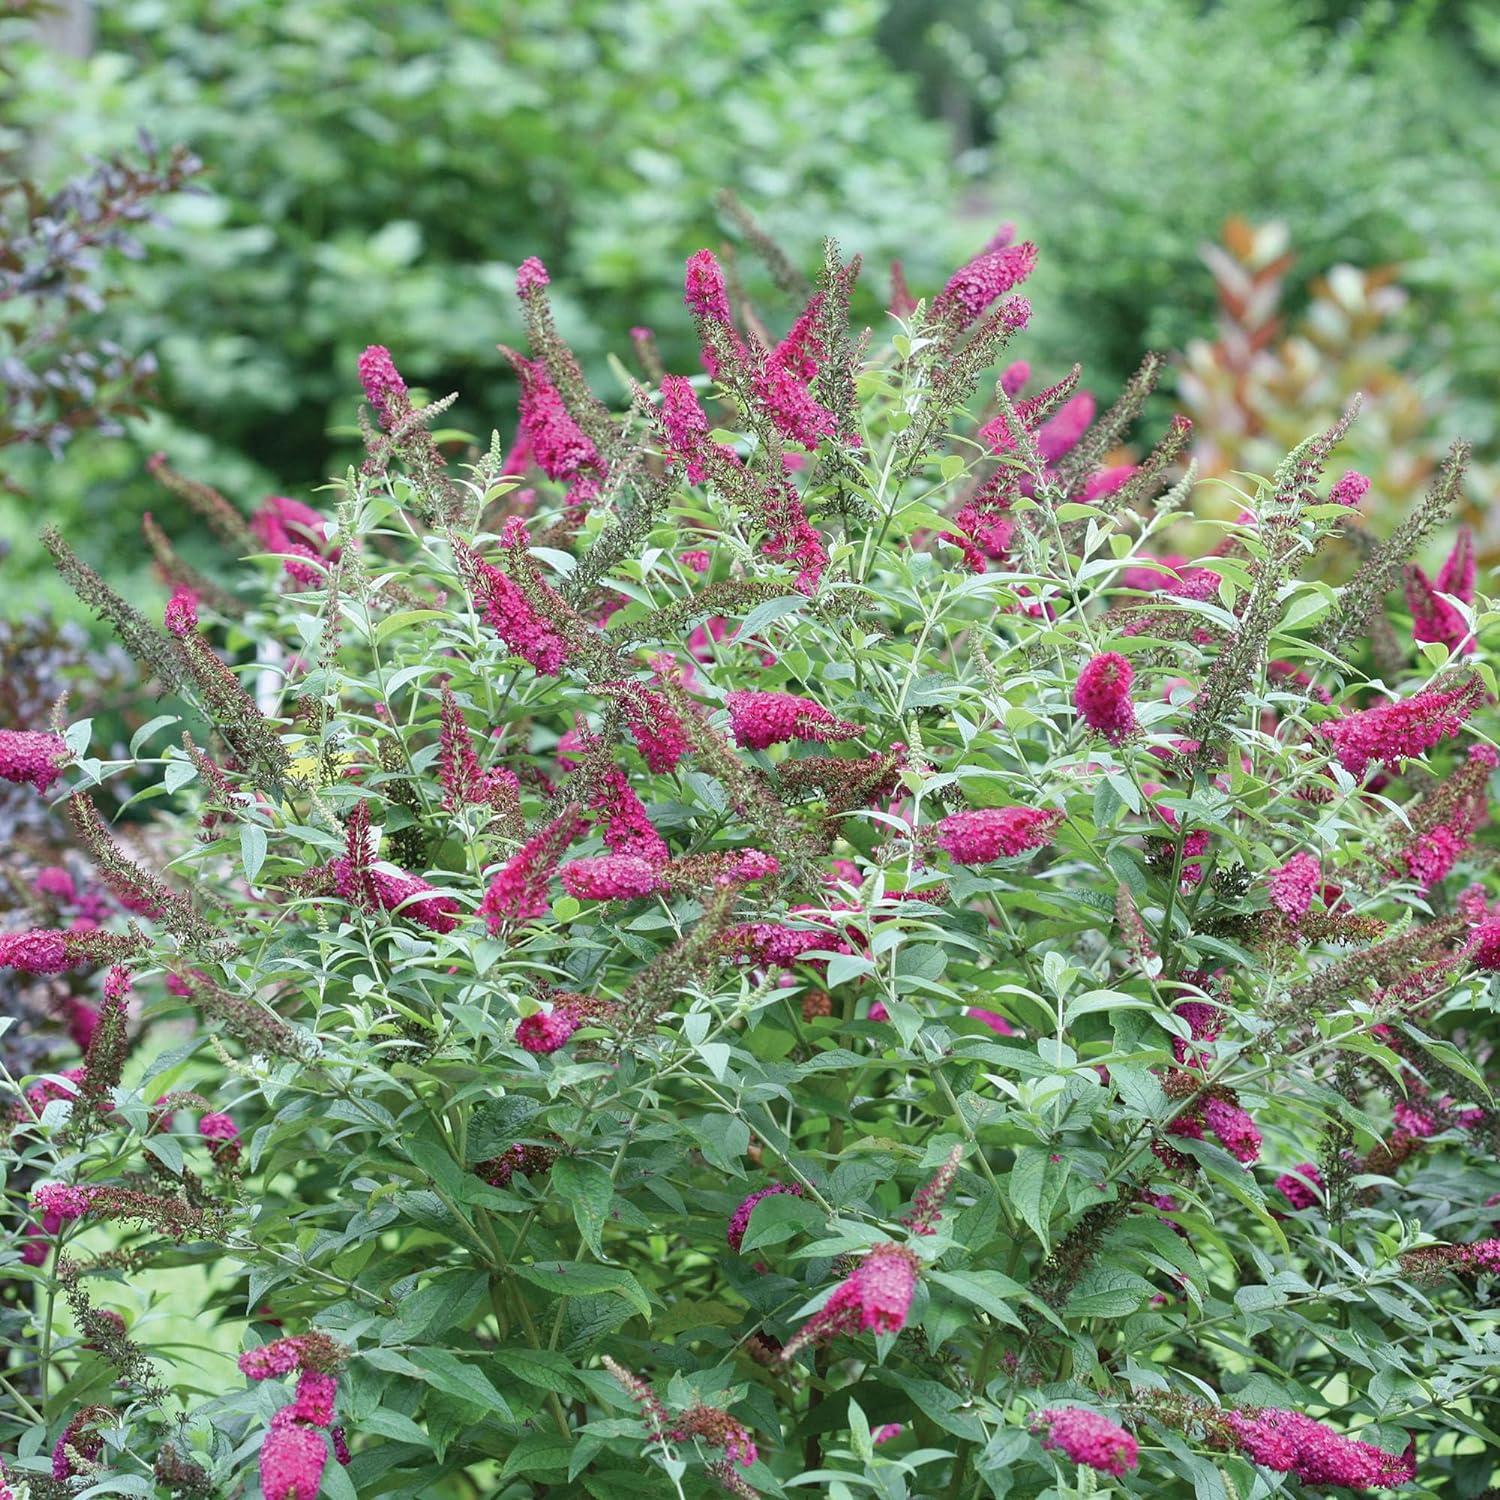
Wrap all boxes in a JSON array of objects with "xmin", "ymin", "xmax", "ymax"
[{"xmin": 2, "ymin": 219, "xmax": 1499, "ymax": 1500}]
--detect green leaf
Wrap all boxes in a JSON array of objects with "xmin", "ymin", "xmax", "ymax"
[
  {"xmin": 739, "ymin": 1191, "xmax": 825, "ymax": 1253},
  {"xmin": 400, "ymin": 1347, "xmax": 514, "ymax": 1421},
  {"xmin": 501, "ymin": 1432, "xmax": 574, "ymax": 1481},
  {"xmin": 929, "ymin": 1268, "xmax": 1027, "ymax": 1329},
  {"xmin": 734, "ymin": 594, "xmax": 808, "ymax": 639},
  {"xmin": 552, "ymin": 1157, "xmax": 614, "ymax": 1258},
  {"xmin": 1008, "ymin": 1146, "xmax": 1067, "ymax": 1250},
  {"xmin": 883, "ymin": 1372, "xmax": 986, "ymax": 1440},
  {"xmin": 514, "ymin": 1261, "xmax": 652, "ymax": 1320},
  {"xmin": 359, "ymin": 1408, "xmax": 433, "ymax": 1446},
  {"xmin": 129, "ymin": 714, "xmax": 179, "ymax": 756},
  {"xmin": 467, "ymin": 1096, "xmax": 544, "ymax": 1162},
  {"xmin": 239, "ymin": 822, "xmax": 268, "ymax": 885},
  {"xmin": 692, "ymin": 1112, "xmax": 750, "ymax": 1175},
  {"xmin": 494, "ymin": 1347, "xmax": 580, "ymax": 1396}
]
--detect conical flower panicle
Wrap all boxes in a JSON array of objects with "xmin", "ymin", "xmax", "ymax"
[{"xmin": 779, "ymin": 1242, "xmax": 920, "ymax": 1361}]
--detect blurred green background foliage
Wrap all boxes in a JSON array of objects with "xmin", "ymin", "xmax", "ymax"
[{"xmin": 2, "ymin": 0, "xmax": 1497, "ymax": 620}]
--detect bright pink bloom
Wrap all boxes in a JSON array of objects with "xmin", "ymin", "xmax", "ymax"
[
  {"xmin": 933, "ymin": 239, "xmax": 1039, "ymax": 327},
  {"xmin": 1438, "ymin": 527, "xmax": 1476, "ymax": 599},
  {"xmin": 199, "ymin": 1112, "xmax": 241, "ymax": 1166},
  {"xmin": 357, "ymin": 344, "xmax": 408, "ymax": 430},
  {"xmin": 679, "ymin": 548, "xmax": 712, "ymax": 573},
  {"xmin": 481, "ymin": 808, "xmax": 585, "ymax": 928},
  {"xmin": 1269, "ymin": 853, "xmax": 1320, "ymax": 922},
  {"xmin": 757, "ymin": 477, "xmax": 829, "ymax": 594},
  {"xmin": 1081, "ymin": 465, "xmax": 1135, "ymax": 502},
  {"xmin": 935, "ymin": 807, "xmax": 1062, "ymax": 864},
  {"xmin": 458, "ymin": 533, "xmax": 573, "ymax": 677},
  {"xmin": 967, "ymin": 1009, "xmax": 1016, "ymax": 1036},
  {"xmin": 722, "ymin": 921, "xmax": 846, "ymax": 970},
  {"xmin": 873, "ymin": 1423, "xmax": 902, "ymax": 1445},
  {"xmin": 726, "ymin": 690, "xmax": 859, "ymax": 751},
  {"xmin": 251, "ymin": 495, "xmax": 340, "ymax": 587},
  {"xmin": 754, "ymin": 291, "xmax": 841, "ymax": 450},
  {"xmin": 755, "ymin": 362, "xmax": 839, "ymax": 449},
  {"xmin": 332, "ymin": 858, "xmax": 459, "ymax": 934},
  {"xmin": 1075, "ymin": 652, "xmax": 1136, "ymax": 743},
  {"xmin": 782, "ymin": 1243, "xmax": 919, "ymax": 1358},
  {"xmin": 260, "ymin": 1413, "xmax": 328, "ymax": 1500},
  {"xmin": 1407, "ymin": 551, "xmax": 1474, "ymax": 653},
  {"xmin": 0, "ymin": 729, "xmax": 68, "ymax": 793},
  {"xmin": 1000, "ymin": 359, "xmax": 1030, "ymax": 395},
  {"xmin": 685, "ymin": 249, "xmax": 733, "ymax": 323},
  {"xmin": 1472, "ymin": 915, "xmax": 1500, "ymax": 970},
  {"xmin": 726, "ymin": 1182, "xmax": 804, "ymax": 1252},
  {"xmin": 164, "ymin": 585, "xmax": 199, "ymax": 637},
  {"xmin": 1274, "ymin": 1163, "xmax": 1323, "ymax": 1210},
  {"xmin": 560, "ymin": 854, "xmax": 663, "ymax": 901},
  {"xmin": 1202, "ymin": 1097, "xmax": 1262, "ymax": 1165},
  {"xmin": 66, "ymin": 999, "xmax": 100, "ymax": 1050},
  {"xmin": 51, "ymin": 1412, "xmax": 105, "ymax": 1479},
  {"xmin": 1223, "ymin": 1408, "xmax": 1414, "ymax": 1488},
  {"xmin": 659, "ymin": 374, "xmax": 728, "ymax": 484},
  {"xmin": 438, "ymin": 688, "xmax": 518, "ymax": 812},
  {"xmin": 291, "ymin": 1368, "xmax": 338, "ymax": 1427},
  {"xmin": 34, "ymin": 866, "xmax": 78, "ymax": 903},
  {"xmin": 615, "ymin": 684, "xmax": 691, "ymax": 773},
  {"xmin": 589, "ymin": 762, "xmax": 669, "ymax": 865},
  {"xmin": 516, "ymin": 1008, "xmax": 583, "ymax": 1055},
  {"xmin": 0, "ymin": 929, "xmax": 70, "ymax": 973},
  {"xmin": 1035, "ymin": 391, "xmax": 1095, "ymax": 464},
  {"xmin": 1033, "ymin": 1408, "xmax": 1139, "ymax": 1477},
  {"xmin": 515, "ymin": 255, "xmax": 550, "ymax": 293},
  {"xmin": 1323, "ymin": 678, "xmax": 1484, "ymax": 777},
  {"xmin": 33, "ymin": 1183, "xmax": 92, "ymax": 1230},
  {"xmin": 510, "ymin": 355, "xmax": 603, "ymax": 495},
  {"xmin": 1328, "ymin": 470, "xmax": 1370, "ymax": 507}
]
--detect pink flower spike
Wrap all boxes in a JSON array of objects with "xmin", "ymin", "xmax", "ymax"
[
  {"xmin": 935, "ymin": 807, "xmax": 1062, "ymax": 864},
  {"xmin": 1269, "ymin": 852, "xmax": 1320, "ymax": 922},
  {"xmin": 726, "ymin": 690, "xmax": 859, "ymax": 751},
  {"xmin": 1275, "ymin": 1162, "xmax": 1323, "ymax": 1210},
  {"xmin": 1437, "ymin": 527, "xmax": 1476, "ymax": 602},
  {"xmin": 1406, "ymin": 563, "xmax": 1474, "ymax": 654},
  {"xmin": 251, "ymin": 495, "xmax": 341, "ymax": 587},
  {"xmin": 357, "ymin": 344, "xmax": 408, "ymax": 431},
  {"xmin": 780, "ymin": 1242, "xmax": 920, "ymax": 1360},
  {"xmin": 0, "ymin": 929, "xmax": 70, "ymax": 973},
  {"xmin": 685, "ymin": 249, "xmax": 733, "ymax": 323},
  {"xmin": 259, "ymin": 1413, "xmax": 328, "ymax": 1500},
  {"xmin": 1075, "ymin": 651, "xmax": 1137, "ymax": 744},
  {"xmin": 560, "ymin": 854, "xmax": 663, "ymax": 901},
  {"xmin": 1322, "ymin": 677, "xmax": 1484, "ymax": 777},
  {"xmin": 291, "ymin": 1368, "xmax": 338, "ymax": 1427},
  {"xmin": 480, "ymin": 808, "xmax": 585, "ymax": 929},
  {"xmin": 0, "ymin": 730, "xmax": 69, "ymax": 793},
  {"xmin": 1202, "ymin": 1096, "xmax": 1262, "ymax": 1165},
  {"xmin": 516, "ymin": 1007, "xmax": 583, "ymax": 1055},
  {"xmin": 515, "ymin": 256, "xmax": 550, "ymax": 294},
  {"xmin": 1032, "ymin": 1408, "xmax": 1139, "ymax": 1478},
  {"xmin": 934, "ymin": 240, "xmax": 1039, "ymax": 328},
  {"xmin": 1328, "ymin": 470, "xmax": 1370, "ymax": 507}
]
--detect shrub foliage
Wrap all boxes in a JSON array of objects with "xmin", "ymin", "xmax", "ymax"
[{"xmin": 3, "ymin": 227, "xmax": 1499, "ymax": 1499}]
